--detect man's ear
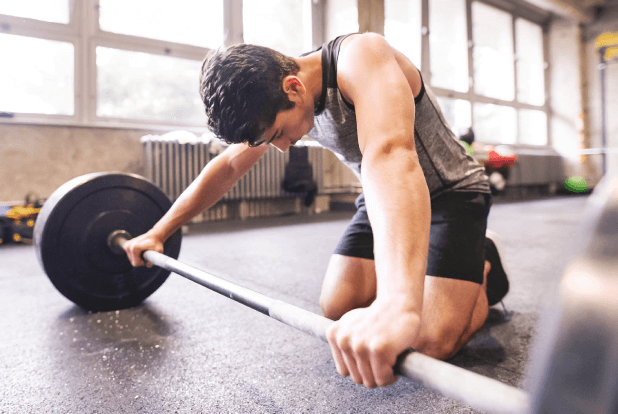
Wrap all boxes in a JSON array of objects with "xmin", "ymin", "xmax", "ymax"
[{"xmin": 282, "ymin": 76, "xmax": 305, "ymax": 100}]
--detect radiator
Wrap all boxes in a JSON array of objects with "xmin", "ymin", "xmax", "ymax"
[{"xmin": 141, "ymin": 132, "xmax": 339, "ymax": 221}]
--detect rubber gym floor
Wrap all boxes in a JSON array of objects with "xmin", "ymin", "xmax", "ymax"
[{"xmin": 0, "ymin": 194, "xmax": 589, "ymax": 413}]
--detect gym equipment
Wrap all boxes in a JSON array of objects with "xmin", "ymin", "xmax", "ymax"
[
  {"xmin": 527, "ymin": 176, "xmax": 618, "ymax": 414},
  {"xmin": 34, "ymin": 172, "xmax": 182, "ymax": 311},
  {"xmin": 35, "ymin": 172, "xmax": 529, "ymax": 414}
]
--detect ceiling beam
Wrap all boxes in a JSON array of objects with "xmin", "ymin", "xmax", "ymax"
[{"xmin": 524, "ymin": 0, "xmax": 595, "ymax": 22}]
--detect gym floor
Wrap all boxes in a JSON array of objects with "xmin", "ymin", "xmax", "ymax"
[{"xmin": 0, "ymin": 194, "xmax": 589, "ymax": 413}]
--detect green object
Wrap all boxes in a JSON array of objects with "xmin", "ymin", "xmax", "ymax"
[
  {"xmin": 460, "ymin": 141, "xmax": 474, "ymax": 157},
  {"xmin": 565, "ymin": 176, "xmax": 588, "ymax": 193}
]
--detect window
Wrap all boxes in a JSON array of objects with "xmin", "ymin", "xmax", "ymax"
[
  {"xmin": 385, "ymin": 0, "xmax": 422, "ymax": 68},
  {"xmin": 436, "ymin": 97, "xmax": 471, "ymax": 137},
  {"xmin": 0, "ymin": 1, "xmax": 70, "ymax": 24},
  {"xmin": 1, "ymin": 0, "xmax": 231, "ymax": 127},
  {"xmin": 474, "ymin": 104, "xmax": 517, "ymax": 144},
  {"xmin": 98, "ymin": 0, "xmax": 224, "ymax": 49},
  {"xmin": 519, "ymin": 109, "xmax": 547, "ymax": 145},
  {"xmin": 1, "ymin": 0, "xmax": 550, "ymax": 142},
  {"xmin": 325, "ymin": 0, "xmax": 358, "ymax": 41},
  {"xmin": 516, "ymin": 18, "xmax": 545, "ymax": 106},
  {"xmin": 429, "ymin": 0, "xmax": 469, "ymax": 92},
  {"xmin": 472, "ymin": 2, "xmax": 515, "ymax": 101},
  {"xmin": 0, "ymin": 34, "xmax": 74, "ymax": 115},
  {"xmin": 243, "ymin": 0, "xmax": 307, "ymax": 57},
  {"xmin": 96, "ymin": 48, "xmax": 205, "ymax": 124}
]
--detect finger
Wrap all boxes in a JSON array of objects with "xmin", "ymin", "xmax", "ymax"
[
  {"xmin": 338, "ymin": 338, "xmax": 363, "ymax": 385},
  {"xmin": 326, "ymin": 324, "xmax": 349, "ymax": 377},
  {"xmin": 126, "ymin": 244, "xmax": 145, "ymax": 267},
  {"xmin": 353, "ymin": 344, "xmax": 377, "ymax": 388},
  {"xmin": 369, "ymin": 344, "xmax": 398, "ymax": 387}
]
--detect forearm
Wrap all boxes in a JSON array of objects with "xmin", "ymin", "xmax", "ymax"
[
  {"xmin": 361, "ymin": 147, "xmax": 431, "ymax": 313},
  {"xmin": 150, "ymin": 144, "xmax": 265, "ymax": 241}
]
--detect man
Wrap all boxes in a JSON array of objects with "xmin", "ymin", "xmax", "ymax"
[{"xmin": 124, "ymin": 33, "xmax": 510, "ymax": 389}]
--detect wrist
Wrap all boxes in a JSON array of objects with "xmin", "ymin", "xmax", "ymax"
[
  {"xmin": 145, "ymin": 227, "xmax": 167, "ymax": 242},
  {"xmin": 374, "ymin": 293, "xmax": 422, "ymax": 316}
]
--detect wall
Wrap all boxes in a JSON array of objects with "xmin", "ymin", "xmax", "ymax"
[
  {"xmin": 0, "ymin": 124, "xmax": 155, "ymax": 202},
  {"xmin": 324, "ymin": 0, "xmax": 359, "ymax": 40},
  {"xmin": 548, "ymin": 18, "xmax": 585, "ymax": 181},
  {"xmin": 584, "ymin": 4, "xmax": 618, "ymax": 181}
]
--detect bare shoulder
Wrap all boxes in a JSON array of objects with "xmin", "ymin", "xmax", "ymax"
[
  {"xmin": 337, "ymin": 34, "xmax": 399, "ymax": 104},
  {"xmin": 339, "ymin": 33, "xmax": 393, "ymax": 69}
]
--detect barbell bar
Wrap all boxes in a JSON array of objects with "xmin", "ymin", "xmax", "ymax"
[
  {"xmin": 34, "ymin": 172, "xmax": 529, "ymax": 414},
  {"xmin": 111, "ymin": 231, "xmax": 528, "ymax": 414}
]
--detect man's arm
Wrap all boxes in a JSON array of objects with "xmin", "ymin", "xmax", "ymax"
[
  {"xmin": 325, "ymin": 33, "xmax": 431, "ymax": 387},
  {"xmin": 124, "ymin": 143, "xmax": 268, "ymax": 266}
]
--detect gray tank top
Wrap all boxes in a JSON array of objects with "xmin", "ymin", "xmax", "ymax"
[{"xmin": 306, "ymin": 35, "xmax": 490, "ymax": 199}]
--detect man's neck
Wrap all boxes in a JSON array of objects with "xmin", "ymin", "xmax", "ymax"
[{"xmin": 295, "ymin": 51, "xmax": 323, "ymax": 109}]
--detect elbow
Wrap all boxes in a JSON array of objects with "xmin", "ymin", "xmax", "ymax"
[{"xmin": 362, "ymin": 138, "xmax": 421, "ymax": 172}]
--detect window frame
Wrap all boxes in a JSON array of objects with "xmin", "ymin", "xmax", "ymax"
[
  {"xmin": 423, "ymin": 0, "xmax": 551, "ymax": 147},
  {"xmin": 1, "ymin": 0, "xmax": 551, "ymax": 144},
  {"xmin": 0, "ymin": 0, "xmax": 318, "ymax": 132},
  {"xmin": 0, "ymin": 6, "xmax": 80, "ymax": 126}
]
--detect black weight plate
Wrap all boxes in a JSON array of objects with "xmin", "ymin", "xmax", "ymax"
[{"xmin": 34, "ymin": 172, "xmax": 182, "ymax": 311}]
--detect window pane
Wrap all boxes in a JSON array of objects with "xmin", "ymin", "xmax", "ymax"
[
  {"xmin": 429, "ymin": 0, "xmax": 469, "ymax": 92},
  {"xmin": 436, "ymin": 97, "xmax": 471, "ymax": 136},
  {"xmin": 243, "ymin": 0, "xmax": 307, "ymax": 57},
  {"xmin": 97, "ymin": 48, "xmax": 205, "ymax": 124},
  {"xmin": 99, "ymin": 0, "xmax": 223, "ymax": 49},
  {"xmin": 0, "ymin": 1, "xmax": 69, "ymax": 24},
  {"xmin": 325, "ymin": 0, "xmax": 358, "ymax": 41},
  {"xmin": 473, "ymin": 104, "xmax": 517, "ymax": 144},
  {"xmin": 516, "ymin": 19, "xmax": 545, "ymax": 106},
  {"xmin": 519, "ymin": 109, "xmax": 547, "ymax": 145},
  {"xmin": 385, "ymin": 0, "xmax": 422, "ymax": 68},
  {"xmin": 472, "ymin": 2, "xmax": 514, "ymax": 101},
  {"xmin": 0, "ymin": 34, "xmax": 73, "ymax": 115}
]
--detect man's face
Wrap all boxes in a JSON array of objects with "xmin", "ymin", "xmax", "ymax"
[{"xmin": 260, "ymin": 101, "xmax": 315, "ymax": 152}]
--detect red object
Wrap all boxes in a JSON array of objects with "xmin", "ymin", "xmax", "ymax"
[{"xmin": 485, "ymin": 150, "xmax": 517, "ymax": 170}]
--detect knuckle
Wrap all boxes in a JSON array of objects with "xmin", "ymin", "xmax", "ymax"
[
  {"xmin": 368, "ymin": 340, "xmax": 389, "ymax": 356},
  {"xmin": 338, "ymin": 337, "xmax": 352, "ymax": 353},
  {"xmin": 351, "ymin": 341, "xmax": 368, "ymax": 356}
]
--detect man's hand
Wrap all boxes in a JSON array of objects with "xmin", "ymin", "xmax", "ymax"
[
  {"xmin": 325, "ymin": 297, "xmax": 421, "ymax": 388},
  {"xmin": 123, "ymin": 231, "xmax": 165, "ymax": 267}
]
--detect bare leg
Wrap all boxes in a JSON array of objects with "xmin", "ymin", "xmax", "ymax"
[
  {"xmin": 319, "ymin": 254, "xmax": 376, "ymax": 320},
  {"xmin": 319, "ymin": 254, "xmax": 492, "ymax": 360}
]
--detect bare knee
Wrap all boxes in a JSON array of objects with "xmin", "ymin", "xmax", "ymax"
[
  {"xmin": 414, "ymin": 330, "xmax": 462, "ymax": 361},
  {"xmin": 319, "ymin": 255, "xmax": 377, "ymax": 321},
  {"xmin": 319, "ymin": 296, "xmax": 347, "ymax": 321}
]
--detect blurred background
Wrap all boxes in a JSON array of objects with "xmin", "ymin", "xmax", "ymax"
[{"xmin": 1, "ymin": 0, "xmax": 617, "ymax": 229}]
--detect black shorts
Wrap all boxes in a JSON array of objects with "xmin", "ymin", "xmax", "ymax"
[{"xmin": 333, "ymin": 191, "xmax": 492, "ymax": 284}]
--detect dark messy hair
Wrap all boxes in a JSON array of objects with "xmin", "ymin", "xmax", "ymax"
[{"xmin": 199, "ymin": 44, "xmax": 300, "ymax": 145}]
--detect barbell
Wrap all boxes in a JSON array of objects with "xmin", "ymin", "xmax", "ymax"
[{"xmin": 34, "ymin": 172, "xmax": 529, "ymax": 414}]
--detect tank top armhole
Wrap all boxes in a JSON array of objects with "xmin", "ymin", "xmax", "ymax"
[
  {"xmin": 332, "ymin": 34, "xmax": 357, "ymax": 111},
  {"xmin": 414, "ymin": 72, "xmax": 426, "ymax": 105},
  {"xmin": 333, "ymin": 34, "xmax": 424, "ymax": 110}
]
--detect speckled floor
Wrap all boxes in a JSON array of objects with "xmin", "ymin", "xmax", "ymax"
[{"xmin": 0, "ymin": 195, "xmax": 589, "ymax": 413}]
